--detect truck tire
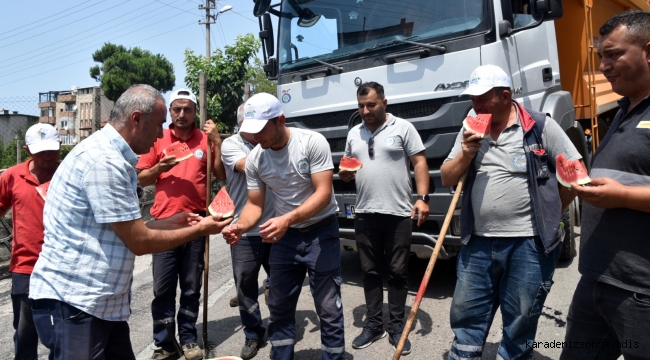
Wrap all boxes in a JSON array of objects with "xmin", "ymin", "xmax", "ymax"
[{"xmin": 559, "ymin": 201, "xmax": 576, "ymax": 261}]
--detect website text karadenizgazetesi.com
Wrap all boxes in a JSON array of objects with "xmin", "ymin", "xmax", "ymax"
[{"xmin": 526, "ymin": 340, "xmax": 640, "ymax": 349}]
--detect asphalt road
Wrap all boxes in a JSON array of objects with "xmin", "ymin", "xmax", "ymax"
[{"xmin": 0, "ymin": 227, "xmax": 585, "ymax": 360}]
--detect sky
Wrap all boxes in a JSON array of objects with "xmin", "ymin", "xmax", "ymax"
[{"xmin": 0, "ymin": 0, "xmax": 264, "ymax": 116}]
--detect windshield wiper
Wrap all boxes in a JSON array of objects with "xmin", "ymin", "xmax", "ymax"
[
  {"xmin": 297, "ymin": 56, "xmax": 343, "ymax": 79},
  {"xmin": 350, "ymin": 36, "xmax": 446, "ymax": 58}
]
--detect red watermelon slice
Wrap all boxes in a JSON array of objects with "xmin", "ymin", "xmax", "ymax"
[
  {"xmin": 208, "ymin": 187, "xmax": 236, "ymax": 219},
  {"xmin": 163, "ymin": 141, "xmax": 193, "ymax": 163},
  {"xmin": 556, "ymin": 154, "xmax": 590, "ymax": 187},
  {"xmin": 339, "ymin": 156, "xmax": 363, "ymax": 171},
  {"xmin": 463, "ymin": 114, "xmax": 492, "ymax": 139},
  {"xmin": 36, "ymin": 182, "xmax": 50, "ymax": 201}
]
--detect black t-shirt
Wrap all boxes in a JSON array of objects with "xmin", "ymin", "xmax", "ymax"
[{"xmin": 579, "ymin": 95, "xmax": 650, "ymax": 295}]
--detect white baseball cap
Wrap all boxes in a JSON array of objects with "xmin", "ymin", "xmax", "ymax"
[
  {"xmin": 460, "ymin": 64, "xmax": 512, "ymax": 96},
  {"xmin": 25, "ymin": 123, "xmax": 60, "ymax": 154},
  {"xmin": 239, "ymin": 93, "xmax": 283, "ymax": 134},
  {"xmin": 170, "ymin": 88, "xmax": 197, "ymax": 105}
]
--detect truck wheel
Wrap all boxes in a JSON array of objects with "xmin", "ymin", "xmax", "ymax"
[{"xmin": 559, "ymin": 202, "xmax": 576, "ymax": 261}]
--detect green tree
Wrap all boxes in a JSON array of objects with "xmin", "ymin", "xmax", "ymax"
[
  {"xmin": 90, "ymin": 43, "xmax": 175, "ymax": 101},
  {"xmin": 0, "ymin": 140, "xmax": 29, "ymax": 170},
  {"xmin": 184, "ymin": 34, "xmax": 261, "ymax": 131},
  {"xmin": 59, "ymin": 145, "xmax": 74, "ymax": 161}
]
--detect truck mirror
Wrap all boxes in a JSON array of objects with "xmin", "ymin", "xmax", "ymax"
[
  {"xmin": 262, "ymin": 13, "xmax": 275, "ymax": 58},
  {"xmin": 253, "ymin": 0, "xmax": 272, "ymax": 17},
  {"xmin": 498, "ymin": 20, "xmax": 512, "ymax": 37},
  {"xmin": 263, "ymin": 58, "xmax": 278, "ymax": 79},
  {"xmin": 531, "ymin": 0, "xmax": 563, "ymax": 21}
]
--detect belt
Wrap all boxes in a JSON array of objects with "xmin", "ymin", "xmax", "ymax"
[{"xmin": 291, "ymin": 214, "xmax": 338, "ymax": 233}]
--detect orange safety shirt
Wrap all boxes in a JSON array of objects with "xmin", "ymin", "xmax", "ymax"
[
  {"xmin": 0, "ymin": 160, "xmax": 47, "ymax": 274},
  {"xmin": 136, "ymin": 124, "xmax": 213, "ymax": 219}
]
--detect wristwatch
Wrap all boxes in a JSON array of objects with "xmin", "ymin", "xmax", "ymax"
[{"xmin": 417, "ymin": 194, "xmax": 430, "ymax": 203}]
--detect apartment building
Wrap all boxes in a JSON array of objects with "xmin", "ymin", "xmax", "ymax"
[{"xmin": 38, "ymin": 86, "xmax": 114, "ymax": 145}]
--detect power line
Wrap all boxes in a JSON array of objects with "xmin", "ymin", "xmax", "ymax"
[
  {"xmin": 232, "ymin": 11, "xmax": 259, "ymax": 24},
  {"xmin": 0, "ymin": 0, "xmax": 108, "ymax": 38},
  {"xmin": 0, "ymin": 10, "xmax": 198, "ymax": 78},
  {"xmin": 0, "ymin": 1, "xmax": 162, "ymax": 67},
  {"xmin": 0, "ymin": 0, "xmax": 131, "ymax": 47},
  {"xmin": 0, "ymin": 21, "xmax": 197, "ymax": 88}
]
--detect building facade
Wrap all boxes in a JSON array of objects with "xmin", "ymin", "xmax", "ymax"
[
  {"xmin": 38, "ymin": 86, "xmax": 114, "ymax": 145},
  {"xmin": 0, "ymin": 109, "xmax": 38, "ymax": 148}
]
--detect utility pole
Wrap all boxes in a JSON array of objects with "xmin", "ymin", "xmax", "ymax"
[
  {"xmin": 198, "ymin": 1, "xmax": 214, "ymax": 357},
  {"xmin": 198, "ymin": 0, "xmax": 215, "ymax": 128}
]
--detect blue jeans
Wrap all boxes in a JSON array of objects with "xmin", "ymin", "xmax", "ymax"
[
  {"xmin": 231, "ymin": 235, "xmax": 271, "ymax": 340},
  {"xmin": 31, "ymin": 298, "xmax": 135, "ymax": 360},
  {"xmin": 12, "ymin": 273, "xmax": 38, "ymax": 360},
  {"xmin": 449, "ymin": 235, "xmax": 560, "ymax": 360},
  {"xmin": 267, "ymin": 220, "xmax": 345, "ymax": 360},
  {"xmin": 560, "ymin": 277, "xmax": 650, "ymax": 359},
  {"xmin": 151, "ymin": 236, "xmax": 205, "ymax": 351}
]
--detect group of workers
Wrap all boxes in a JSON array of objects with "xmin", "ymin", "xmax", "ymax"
[{"xmin": 1, "ymin": 9, "xmax": 649, "ymax": 360}]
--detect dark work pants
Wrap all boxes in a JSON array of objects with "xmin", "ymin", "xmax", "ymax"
[
  {"xmin": 151, "ymin": 236, "xmax": 205, "ymax": 351},
  {"xmin": 12, "ymin": 273, "xmax": 38, "ymax": 360},
  {"xmin": 267, "ymin": 220, "xmax": 345, "ymax": 360},
  {"xmin": 231, "ymin": 235, "xmax": 272, "ymax": 340},
  {"xmin": 560, "ymin": 276, "xmax": 650, "ymax": 359},
  {"xmin": 354, "ymin": 213, "xmax": 412, "ymax": 332},
  {"xmin": 31, "ymin": 298, "xmax": 135, "ymax": 360}
]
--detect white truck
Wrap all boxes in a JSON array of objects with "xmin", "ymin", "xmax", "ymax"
[{"xmin": 251, "ymin": 0, "xmax": 650, "ymax": 261}]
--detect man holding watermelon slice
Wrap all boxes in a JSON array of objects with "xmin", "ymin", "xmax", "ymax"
[
  {"xmin": 222, "ymin": 93, "xmax": 345, "ymax": 360},
  {"xmin": 136, "ymin": 88, "xmax": 226, "ymax": 360},
  {"xmin": 28, "ymin": 85, "xmax": 232, "ymax": 360},
  {"xmin": 0, "ymin": 123, "xmax": 60, "ymax": 360},
  {"xmin": 219, "ymin": 104, "xmax": 274, "ymax": 360},
  {"xmin": 561, "ymin": 11, "xmax": 650, "ymax": 359},
  {"xmin": 441, "ymin": 65, "xmax": 581, "ymax": 360},
  {"xmin": 339, "ymin": 81, "xmax": 429, "ymax": 355}
]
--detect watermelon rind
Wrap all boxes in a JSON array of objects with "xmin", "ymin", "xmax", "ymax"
[
  {"xmin": 462, "ymin": 118, "xmax": 491, "ymax": 139},
  {"xmin": 163, "ymin": 142, "xmax": 194, "ymax": 163},
  {"xmin": 339, "ymin": 156, "xmax": 363, "ymax": 171},
  {"xmin": 208, "ymin": 187, "xmax": 236, "ymax": 219},
  {"xmin": 556, "ymin": 154, "xmax": 591, "ymax": 187}
]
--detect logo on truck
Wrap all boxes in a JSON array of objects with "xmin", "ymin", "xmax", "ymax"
[{"xmin": 434, "ymin": 80, "xmax": 470, "ymax": 91}]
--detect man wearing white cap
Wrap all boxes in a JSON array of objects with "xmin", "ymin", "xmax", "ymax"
[
  {"xmin": 222, "ymin": 93, "xmax": 345, "ymax": 360},
  {"xmin": 0, "ymin": 123, "xmax": 60, "ymax": 359},
  {"xmin": 137, "ymin": 88, "xmax": 224, "ymax": 360},
  {"xmin": 441, "ymin": 65, "xmax": 581, "ymax": 359}
]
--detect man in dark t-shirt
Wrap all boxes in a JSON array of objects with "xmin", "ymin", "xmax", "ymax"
[{"xmin": 561, "ymin": 10, "xmax": 650, "ymax": 359}]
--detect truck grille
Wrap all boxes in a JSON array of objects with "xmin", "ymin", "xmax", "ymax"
[{"xmin": 288, "ymin": 98, "xmax": 445, "ymax": 129}]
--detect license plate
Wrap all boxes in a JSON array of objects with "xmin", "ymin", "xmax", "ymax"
[{"xmin": 344, "ymin": 204, "xmax": 355, "ymax": 219}]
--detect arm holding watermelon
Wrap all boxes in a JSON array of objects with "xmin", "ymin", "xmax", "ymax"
[
  {"xmin": 110, "ymin": 213, "xmax": 233, "ymax": 256},
  {"xmin": 571, "ymin": 179, "xmax": 650, "ymax": 213},
  {"xmin": 440, "ymin": 130, "xmax": 483, "ymax": 187},
  {"xmin": 137, "ymin": 156, "xmax": 179, "ymax": 186},
  {"xmin": 222, "ymin": 188, "xmax": 266, "ymax": 245}
]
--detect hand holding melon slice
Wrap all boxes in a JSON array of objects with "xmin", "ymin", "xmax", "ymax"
[
  {"xmin": 463, "ymin": 114, "xmax": 492, "ymax": 139},
  {"xmin": 339, "ymin": 156, "xmax": 363, "ymax": 171},
  {"xmin": 556, "ymin": 154, "xmax": 591, "ymax": 187},
  {"xmin": 163, "ymin": 141, "xmax": 194, "ymax": 163}
]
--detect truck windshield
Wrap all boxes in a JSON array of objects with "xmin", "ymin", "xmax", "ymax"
[{"xmin": 278, "ymin": 0, "xmax": 489, "ymax": 72}]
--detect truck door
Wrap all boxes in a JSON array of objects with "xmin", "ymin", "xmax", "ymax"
[{"xmin": 510, "ymin": 0, "xmax": 558, "ymax": 110}]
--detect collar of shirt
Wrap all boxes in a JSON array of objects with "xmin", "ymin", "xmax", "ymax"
[
  {"xmin": 361, "ymin": 113, "xmax": 397, "ymax": 137},
  {"xmin": 102, "ymin": 123, "xmax": 138, "ymax": 167},
  {"xmin": 18, "ymin": 159, "xmax": 38, "ymax": 186},
  {"xmin": 238, "ymin": 133, "xmax": 255, "ymax": 150},
  {"xmin": 618, "ymin": 94, "xmax": 650, "ymax": 118}
]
